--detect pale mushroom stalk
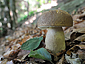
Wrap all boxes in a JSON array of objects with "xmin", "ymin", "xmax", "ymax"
[{"xmin": 45, "ymin": 27, "xmax": 65, "ymax": 54}]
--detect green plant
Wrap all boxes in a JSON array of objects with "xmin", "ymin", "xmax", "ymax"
[
  {"xmin": 21, "ymin": 36, "xmax": 54, "ymax": 64},
  {"xmin": 17, "ymin": 15, "xmax": 28, "ymax": 23},
  {"xmin": 28, "ymin": 11, "xmax": 35, "ymax": 16}
]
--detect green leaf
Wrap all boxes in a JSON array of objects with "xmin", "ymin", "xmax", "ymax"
[
  {"xmin": 28, "ymin": 48, "xmax": 53, "ymax": 63},
  {"xmin": 21, "ymin": 36, "xmax": 43, "ymax": 50}
]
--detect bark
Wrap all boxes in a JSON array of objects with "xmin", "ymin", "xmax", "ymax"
[{"xmin": 9, "ymin": 0, "xmax": 17, "ymax": 30}]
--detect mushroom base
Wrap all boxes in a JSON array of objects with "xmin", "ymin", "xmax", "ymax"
[{"xmin": 45, "ymin": 27, "xmax": 65, "ymax": 55}]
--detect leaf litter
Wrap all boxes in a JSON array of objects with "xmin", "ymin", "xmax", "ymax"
[{"xmin": 0, "ymin": 7, "xmax": 85, "ymax": 64}]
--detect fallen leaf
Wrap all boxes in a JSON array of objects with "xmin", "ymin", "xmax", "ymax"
[
  {"xmin": 66, "ymin": 44, "xmax": 85, "ymax": 56},
  {"xmin": 56, "ymin": 55, "xmax": 64, "ymax": 64},
  {"xmin": 6, "ymin": 60, "xmax": 13, "ymax": 64},
  {"xmin": 21, "ymin": 36, "xmax": 43, "ymax": 50},
  {"xmin": 65, "ymin": 54, "xmax": 81, "ymax": 64},
  {"xmin": 66, "ymin": 45, "xmax": 80, "ymax": 56},
  {"xmin": 28, "ymin": 48, "xmax": 53, "ymax": 63},
  {"xmin": 18, "ymin": 35, "xmax": 32, "ymax": 45},
  {"xmin": 76, "ymin": 50, "xmax": 85, "ymax": 59},
  {"xmin": 73, "ymin": 28, "xmax": 85, "ymax": 33},
  {"xmin": 3, "ymin": 44, "xmax": 21, "ymax": 59},
  {"xmin": 73, "ymin": 21, "xmax": 85, "ymax": 29},
  {"xmin": 1, "ymin": 59, "xmax": 8, "ymax": 64},
  {"xmin": 75, "ymin": 45, "xmax": 85, "ymax": 49},
  {"xmin": 70, "ymin": 32, "xmax": 85, "ymax": 41},
  {"xmin": 17, "ymin": 50, "xmax": 30, "ymax": 59}
]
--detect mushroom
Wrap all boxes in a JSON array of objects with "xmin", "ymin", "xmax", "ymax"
[{"xmin": 37, "ymin": 10, "xmax": 73, "ymax": 55}]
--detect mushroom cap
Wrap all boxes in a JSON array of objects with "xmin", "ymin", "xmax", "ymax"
[{"xmin": 37, "ymin": 10, "xmax": 73, "ymax": 28}]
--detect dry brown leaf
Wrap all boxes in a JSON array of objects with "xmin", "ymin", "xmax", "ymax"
[
  {"xmin": 75, "ymin": 34, "xmax": 85, "ymax": 42},
  {"xmin": 73, "ymin": 21, "xmax": 85, "ymax": 29},
  {"xmin": 17, "ymin": 50, "xmax": 30, "ymax": 59},
  {"xmin": 56, "ymin": 55, "xmax": 64, "ymax": 64},
  {"xmin": 1, "ymin": 59, "xmax": 8, "ymax": 64},
  {"xmin": 18, "ymin": 35, "xmax": 32, "ymax": 45},
  {"xmin": 73, "ymin": 28, "xmax": 85, "ymax": 33},
  {"xmin": 56, "ymin": 50, "xmax": 66, "ymax": 57},
  {"xmin": 73, "ymin": 13, "xmax": 85, "ymax": 21},
  {"xmin": 3, "ymin": 44, "xmax": 21, "ymax": 59},
  {"xmin": 76, "ymin": 50, "xmax": 85, "ymax": 59},
  {"xmin": 75, "ymin": 45, "xmax": 85, "ymax": 49},
  {"xmin": 66, "ymin": 45, "xmax": 85, "ymax": 56},
  {"xmin": 66, "ymin": 45, "xmax": 80, "ymax": 56},
  {"xmin": 70, "ymin": 32, "xmax": 85, "ymax": 41}
]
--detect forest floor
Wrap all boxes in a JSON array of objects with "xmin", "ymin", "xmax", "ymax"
[{"xmin": 0, "ymin": 4, "xmax": 85, "ymax": 64}]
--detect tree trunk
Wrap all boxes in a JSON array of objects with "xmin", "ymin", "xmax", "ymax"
[{"xmin": 9, "ymin": 0, "xmax": 17, "ymax": 30}]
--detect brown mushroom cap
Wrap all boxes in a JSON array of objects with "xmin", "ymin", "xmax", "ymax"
[{"xmin": 37, "ymin": 10, "xmax": 73, "ymax": 28}]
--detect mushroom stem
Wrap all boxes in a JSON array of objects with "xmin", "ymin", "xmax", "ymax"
[{"xmin": 45, "ymin": 27, "xmax": 65, "ymax": 54}]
